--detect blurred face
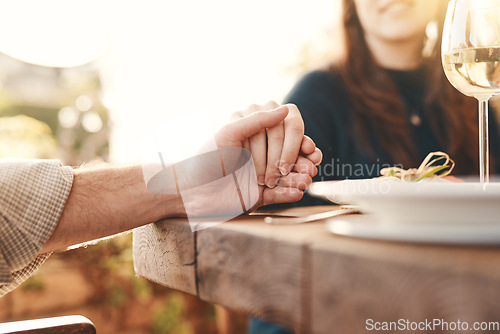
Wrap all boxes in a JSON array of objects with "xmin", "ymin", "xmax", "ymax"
[{"xmin": 353, "ymin": 0, "xmax": 440, "ymax": 43}]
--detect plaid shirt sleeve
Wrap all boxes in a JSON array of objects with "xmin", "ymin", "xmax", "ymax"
[{"xmin": 0, "ymin": 159, "xmax": 73, "ymax": 297}]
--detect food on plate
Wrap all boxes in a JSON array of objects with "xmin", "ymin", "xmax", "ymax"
[{"xmin": 379, "ymin": 151, "xmax": 455, "ymax": 182}]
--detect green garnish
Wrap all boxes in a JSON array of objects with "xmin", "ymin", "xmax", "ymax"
[{"xmin": 380, "ymin": 151, "xmax": 455, "ymax": 182}]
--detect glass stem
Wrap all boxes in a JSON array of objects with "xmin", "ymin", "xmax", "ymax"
[{"xmin": 477, "ymin": 97, "xmax": 490, "ymax": 184}]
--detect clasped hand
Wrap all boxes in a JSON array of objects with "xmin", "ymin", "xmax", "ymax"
[{"xmin": 215, "ymin": 101, "xmax": 322, "ymax": 209}]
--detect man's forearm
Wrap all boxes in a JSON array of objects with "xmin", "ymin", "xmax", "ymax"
[{"xmin": 40, "ymin": 164, "xmax": 185, "ymax": 254}]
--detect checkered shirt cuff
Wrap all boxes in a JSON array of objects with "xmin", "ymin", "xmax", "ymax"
[{"xmin": 0, "ymin": 159, "xmax": 73, "ymax": 297}]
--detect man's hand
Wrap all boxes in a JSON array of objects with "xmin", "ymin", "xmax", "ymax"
[
  {"xmin": 232, "ymin": 101, "xmax": 321, "ymax": 185},
  {"xmin": 217, "ymin": 103, "xmax": 322, "ymax": 207}
]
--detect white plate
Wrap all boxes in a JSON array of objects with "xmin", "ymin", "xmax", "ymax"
[
  {"xmin": 326, "ymin": 214, "xmax": 500, "ymax": 245},
  {"xmin": 308, "ymin": 179, "xmax": 500, "ymax": 226}
]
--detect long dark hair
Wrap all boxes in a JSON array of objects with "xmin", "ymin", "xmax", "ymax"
[{"xmin": 331, "ymin": 0, "xmax": 479, "ymax": 174}]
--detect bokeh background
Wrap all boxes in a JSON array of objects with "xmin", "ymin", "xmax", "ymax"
[{"xmin": 0, "ymin": 0, "xmax": 339, "ymax": 333}]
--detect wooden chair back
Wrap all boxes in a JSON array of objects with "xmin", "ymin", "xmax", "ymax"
[{"xmin": 0, "ymin": 315, "xmax": 95, "ymax": 334}]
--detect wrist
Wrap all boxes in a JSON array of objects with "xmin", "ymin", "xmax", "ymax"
[{"xmin": 119, "ymin": 165, "xmax": 186, "ymax": 223}]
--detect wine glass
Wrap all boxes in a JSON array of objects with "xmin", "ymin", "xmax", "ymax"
[{"xmin": 442, "ymin": 0, "xmax": 500, "ymax": 183}]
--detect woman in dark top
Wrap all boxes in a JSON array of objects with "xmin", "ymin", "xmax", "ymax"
[
  {"xmin": 290, "ymin": 0, "xmax": 499, "ymax": 186},
  {"xmin": 250, "ymin": 0, "xmax": 500, "ymax": 332}
]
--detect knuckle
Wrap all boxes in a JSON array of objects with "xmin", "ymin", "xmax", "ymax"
[
  {"xmin": 297, "ymin": 162, "xmax": 314, "ymax": 175},
  {"xmin": 274, "ymin": 186, "xmax": 287, "ymax": 196},
  {"xmin": 267, "ymin": 160, "xmax": 281, "ymax": 170},
  {"xmin": 266, "ymin": 128, "xmax": 285, "ymax": 141},
  {"xmin": 249, "ymin": 128, "xmax": 267, "ymax": 141},
  {"xmin": 288, "ymin": 125, "xmax": 304, "ymax": 137},
  {"xmin": 284, "ymin": 103, "xmax": 299, "ymax": 113},
  {"xmin": 286, "ymin": 115, "xmax": 305, "ymax": 129},
  {"xmin": 219, "ymin": 124, "xmax": 231, "ymax": 135},
  {"xmin": 264, "ymin": 100, "xmax": 280, "ymax": 108},
  {"xmin": 285, "ymin": 119, "xmax": 304, "ymax": 133},
  {"xmin": 246, "ymin": 104, "xmax": 261, "ymax": 112},
  {"xmin": 295, "ymin": 163, "xmax": 306, "ymax": 172},
  {"xmin": 230, "ymin": 111, "xmax": 244, "ymax": 121},
  {"xmin": 277, "ymin": 159, "xmax": 286, "ymax": 168},
  {"xmin": 268, "ymin": 133, "xmax": 284, "ymax": 142}
]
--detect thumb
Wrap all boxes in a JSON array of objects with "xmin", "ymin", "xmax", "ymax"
[{"xmin": 222, "ymin": 105, "xmax": 289, "ymax": 142}]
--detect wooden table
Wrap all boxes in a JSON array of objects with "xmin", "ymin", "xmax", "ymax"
[{"xmin": 132, "ymin": 206, "xmax": 500, "ymax": 334}]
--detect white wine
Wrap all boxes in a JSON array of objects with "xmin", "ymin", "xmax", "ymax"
[{"xmin": 443, "ymin": 47, "xmax": 500, "ymax": 97}]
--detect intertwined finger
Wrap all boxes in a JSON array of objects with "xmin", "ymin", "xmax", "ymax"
[
  {"xmin": 292, "ymin": 155, "xmax": 318, "ymax": 177},
  {"xmin": 265, "ymin": 120, "xmax": 285, "ymax": 188},
  {"xmin": 261, "ymin": 186, "xmax": 303, "ymax": 206},
  {"xmin": 301, "ymin": 135, "xmax": 316, "ymax": 156},
  {"xmin": 279, "ymin": 104, "xmax": 304, "ymax": 176},
  {"xmin": 305, "ymin": 148, "xmax": 322, "ymax": 166},
  {"xmin": 277, "ymin": 172, "xmax": 312, "ymax": 190},
  {"xmin": 249, "ymin": 129, "xmax": 267, "ymax": 185}
]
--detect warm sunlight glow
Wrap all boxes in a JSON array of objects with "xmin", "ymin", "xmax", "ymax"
[
  {"xmin": 0, "ymin": 0, "xmax": 340, "ymax": 163},
  {"xmin": 102, "ymin": 0, "xmax": 340, "ymax": 163},
  {"xmin": 0, "ymin": 0, "xmax": 115, "ymax": 67}
]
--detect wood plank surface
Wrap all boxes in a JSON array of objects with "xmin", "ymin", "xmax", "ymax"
[
  {"xmin": 309, "ymin": 236, "xmax": 500, "ymax": 334},
  {"xmin": 133, "ymin": 206, "xmax": 500, "ymax": 333},
  {"xmin": 195, "ymin": 206, "xmax": 336, "ymax": 332},
  {"xmin": 133, "ymin": 218, "xmax": 197, "ymax": 294}
]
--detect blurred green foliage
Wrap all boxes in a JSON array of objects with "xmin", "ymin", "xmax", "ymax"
[
  {"xmin": 152, "ymin": 293, "xmax": 189, "ymax": 334},
  {"xmin": 0, "ymin": 115, "xmax": 57, "ymax": 158},
  {"xmin": 0, "ymin": 55, "xmax": 109, "ymax": 164}
]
